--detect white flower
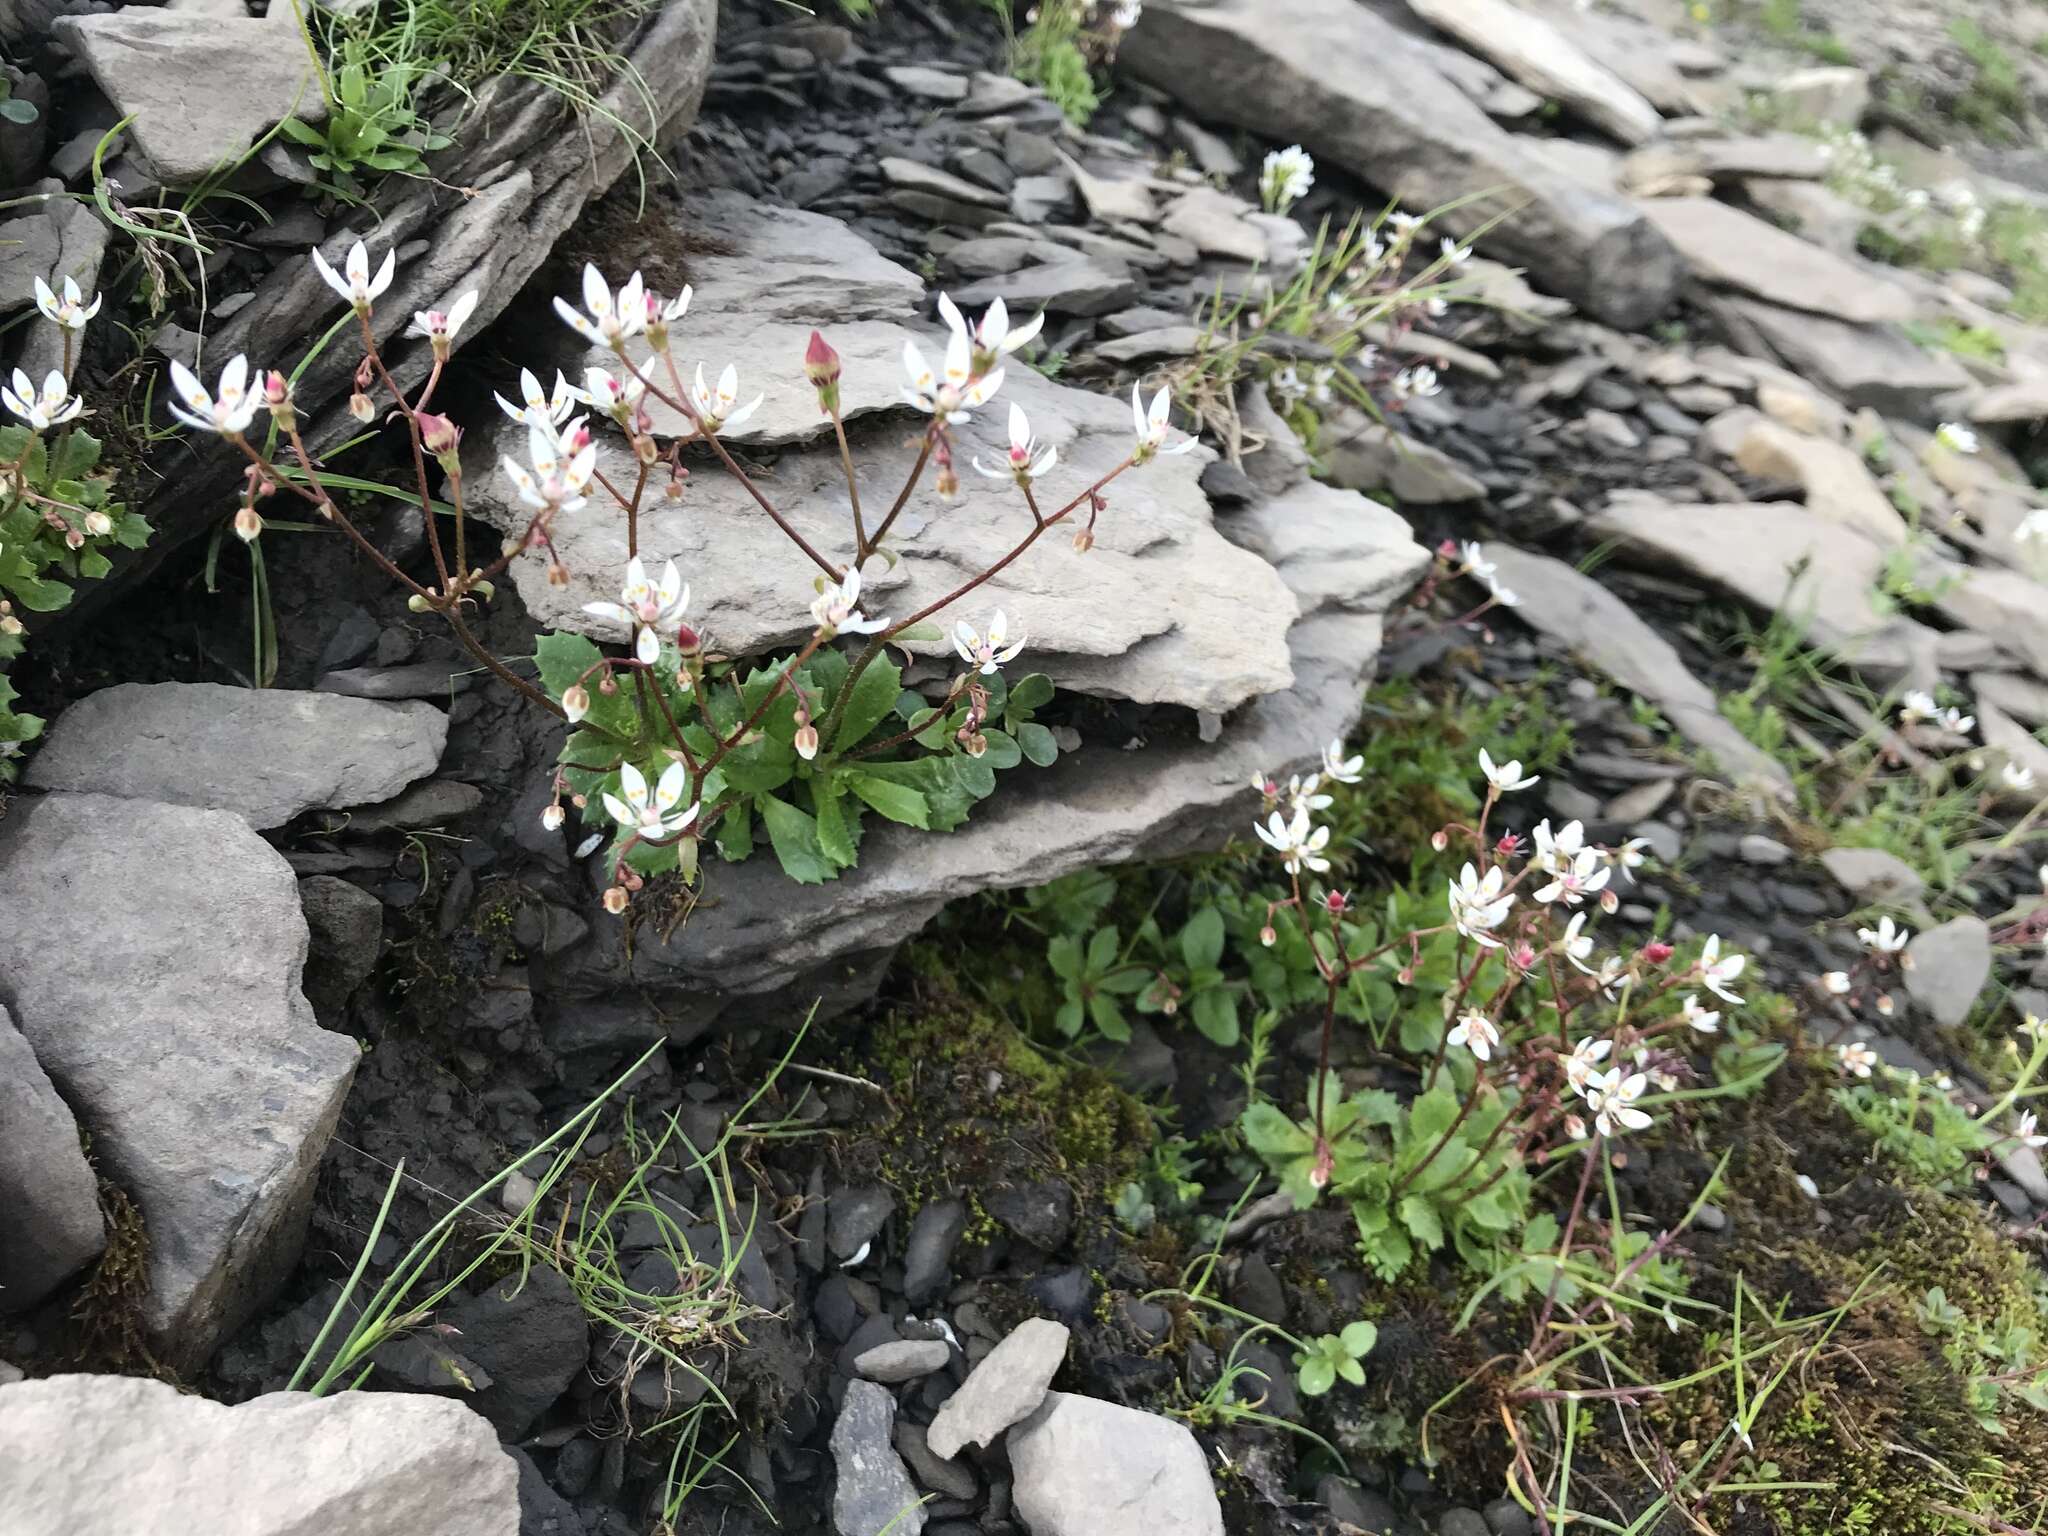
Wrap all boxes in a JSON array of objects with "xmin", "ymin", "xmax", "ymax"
[
  {"xmin": 1322, "ymin": 740, "xmax": 1364, "ymax": 784},
  {"xmin": 1131, "ymin": 383, "xmax": 1198, "ymax": 461},
  {"xmin": 903, "ymin": 330, "xmax": 1002, "ymax": 426},
  {"xmin": 2018, "ymin": 509, "xmax": 2048, "ymax": 547},
  {"xmin": 540, "ymin": 804, "xmax": 565, "ymax": 833},
  {"xmin": 1697, "ymin": 934, "xmax": 1745, "ymax": 1005},
  {"xmin": 1260, "ymin": 144, "xmax": 1315, "ymax": 210},
  {"xmin": 1392, "ymin": 365, "xmax": 1440, "ymax": 401},
  {"xmin": 1898, "ymin": 689, "xmax": 1939, "ymax": 725},
  {"xmin": 973, "ymin": 403, "xmax": 1058, "ymax": 483},
  {"xmin": 1564, "ymin": 1035, "xmax": 1612, "ymax": 1093},
  {"xmin": 687, "ymin": 362, "xmax": 763, "ymax": 435},
  {"xmin": 1447, "ymin": 1011, "xmax": 1499, "ymax": 1062},
  {"xmin": 1586, "ymin": 1069, "xmax": 1652, "ymax": 1136},
  {"xmin": 1269, "ymin": 365, "xmax": 1307, "ymax": 405},
  {"xmin": 1483, "ymin": 573, "xmax": 1520, "ymax": 608},
  {"xmin": 2, "ymin": 369, "xmax": 83, "ymax": 431},
  {"xmin": 2003, "ymin": 760, "xmax": 2038, "ymax": 793},
  {"xmin": 2018, "ymin": 1111, "xmax": 2047, "ymax": 1149},
  {"xmin": 1111, "ymin": 0, "xmax": 1141, "ymax": 26},
  {"xmin": 1610, "ymin": 837, "xmax": 1651, "ymax": 885},
  {"xmin": 1794, "ymin": 1173, "xmax": 1819, "ymax": 1199},
  {"xmin": 1532, "ymin": 818, "xmax": 1586, "ymax": 876},
  {"xmin": 1857, "ymin": 916, "xmax": 1910, "ymax": 955},
  {"xmin": 310, "ymin": 240, "xmax": 396, "ymax": 313},
  {"xmin": 1478, "ymin": 747, "xmax": 1537, "ymax": 794},
  {"xmin": 1560, "ymin": 910, "xmax": 1597, "ymax": 974},
  {"xmin": 953, "ymin": 609, "xmax": 1026, "ymax": 674},
  {"xmin": 1935, "ymin": 421, "xmax": 1978, "ymax": 455},
  {"xmin": 1253, "ymin": 805, "xmax": 1331, "ymax": 875},
  {"xmin": 495, "ymin": 368, "xmax": 578, "ymax": 435},
  {"xmin": 811, "ymin": 567, "xmax": 890, "ymax": 637},
  {"xmin": 1941, "ymin": 705, "xmax": 1975, "ymax": 735},
  {"xmin": 33, "ymin": 275, "xmax": 101, "ymax": 331},
  {"xmin": 601, "ymin": 760, "xmax": 699, "ymax": 841},
  {"xmin": 1835, "ymin": 1041, "xmax": 1877, "ymax": 1078},
  {"xmin": 166, "ymin": 354, "xmax": 259, "ymax": 436},
  {"xmin": 570, "ymin": 365, "xmax": 648, "ymax": 421},
  {"xmin": 1460, "ymin": 541, "xmax": 1496, "ymax": 581},
  {"xmin": 1822, "ymin": 970, "xmax": 1851, "ymax": 995},
  {"xmin": 1680, "ymin": 994, "xmax": 1720, "ymax": 1034},
  {"xmin": 1448, "ymin": 862, "xmax": 1515, "ymax": 948},
  {"xmin": 554, "ymin": 263, "xmax": 646, "ymax": 348},
  {"xmin": 1285, "ymin": 773, "xmax": 1332, "ymax": 815},
  {"xmin": 1439, "ymin": 237, "xmax": 1471, "ymax": 267},
  {"xmin": 583, "ymin": 556, "xmax": 689, "ymax": 667},
  {"xmin": 938, "ymin": 292, "xmax": 1045, "ymax": 371},
  {"xmin": 407, "ymin": 289, "xmax": 480, "ymax": 350},
  {"xmin": 499, "ymin": 423, "xmax": 597, "ymax": 513}
]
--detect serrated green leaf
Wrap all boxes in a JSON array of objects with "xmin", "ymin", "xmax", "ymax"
[
  {"xmin": 1055, "ymin": 998, "xmax": 1084, "ymax": 1037},
  {"xmin": 847, "ymin": 773, "xmax": 930, "ymax": 828},
  {"xmin": 756, "ymin": 793, "xmax": 834, "ymax": 884},
  {"xmin": 1086, "ymin": 925, "xmax": 1119, "ymax": 973},
  {"xmin": 1240, "ymin": 1102, "xmax": 1314, "ymax": 1159},
  {"xmin": 813, "ymin": 780, "xmax": 857, "ymax": 867},
  {"xmin": 1398, "ymin": 1194, "xmax": 1445, "ymax": 1251},
  {"xmin": 832, "ymin": 654, "xmax": 903, "ymax": 751},
  {"xmin": 51, "ymin": 429, "xmax": 102, "ymax": 481},
  {"xmin": 719, "ymin": 734, "xmax": 795, "ymax": 795},
  {"xmin": 535, "ymin": 631, "xmax": 637, "ymax": 738},
  {"xmin": 1048, "ymin": 933, "xmax": 1083, "ymax": 981}
]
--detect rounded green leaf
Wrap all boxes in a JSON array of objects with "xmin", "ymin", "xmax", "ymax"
[{"xmin": 1297, "ymin": 1355, "xmax": 1336, "ymax": 1397}]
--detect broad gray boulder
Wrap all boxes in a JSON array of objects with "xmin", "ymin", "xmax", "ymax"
[
  {"xmin": 53, "ymin": 1, "xmax": 319, "ymax": 186},
  {"xmin": 467, "ymin": 195, "xmax": 1302, "ymax": 717},
  {"xmin": 1637, "ymin": 198, "xmax": 1914, "ymax": 324},
  {"xmin": 1904, "ymin": 918, "xmax": 1992, "ymax": 1029},
  {"xmin": 1120, "ymin": 0, "xmax": 1682, "ymax": 328},
  {"xmin": 0, "ymin": 795, "xmax": 358, "ymax": 1368},
  {"xmin": 26, "ymin": 682, "xmax": 446, "ymax": 829},
  {"xmin": 0, "ymin": 1003, "xmax": 104, "ymax": 1312},
  {"xmin": 1008, "ymin": 1392, "xmax": 1224, "ymax": 1536},
  {"xmin": 0, "ymin": 1374, "xmax": 519, "ymax": 1536},
  {"xmin": 1405, "ymin": 0, "xmax": 1662, "ymax": 145}
]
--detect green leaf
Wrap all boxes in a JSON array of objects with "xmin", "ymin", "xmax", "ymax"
[
  {"xmin": 813, "ymin": 780, "xmax": 857, "ymax": 867},
  {"xmin": 534, "ymin": 631, "xmax": 637, "ymax": 738},
  {"xmin": 1086, "ymin": 925, "xmax": 1120, "ymax": 974},
  {"xmin": 756, "ymin": 793, "xmax": 835, "ymax": 885},
  {"xmin": 1404, "ymin": 1086, "xmax": 1462, "ymax": 1149},
  {"xmin": 832, "ymin": 654, "xmax": 903, "ymax": 750},
  {"xmin": 1297, "ymin": 1355, "xmax": 1336, "ymax": 1398},
  {"xmin": 1338, "ymin": 1356, "xmax": 1366, "ymax": 1387},
  {"xmin": 715, "ymin": 799, "xmax": 753, "ymax": 861},
  {"xmin": 1048, "ymin": 934, "xmax": 1083, "ymax": 982},
  {"xmin": 1340, "ymin": 1320, "xmax": 1378, "ymax": 1357},
  {"xmin": 847, "ymin": 773, "xmax": 930, "ymax": 828},
  {"xmin": 955, "ymin": 753, "xmax": 997, "ymax": 799},
  {"xmin": 978, "ymin": 729, "xmax": 1022, "ymax": 770},
  {"xmin": 1055, "ymin": 998, "xmax": 1084, "ymax": 1037},
  {"xmin": 1007, "ymin": 672, "xmax": 1054, "ymax": 713},
  {"xmin": 1014, "ymin": 720, "xmax": 1058, "ymax": 767},
  {"xmin": 76, "ymin": 549, "xmax": 111, "ymax": 580},
  {"xmin": 1241, "ymin": 1102, "xmax": 1314, "ymax": 1160},
  {"xmin": 1462, "ymin": 1188, "xmax": 1516, "ymax": 1232},
  {"xmin": 719, "ymin": 734, "xmax": 795, "ymax": 795},
  {"xmin": 338, "ymin": 62, "xmax": 368, "ymax": 106},
  {"xmin": 279, "ymin": 115, "xmax": 327, "ymax": 146},
  {"xmin": 5, "ymin": 571, "xmax": 72, "ymax": 612},
  {"xmin": 1190, "ymin": 985, "xmax": 1239, "ymax": 1047},
  {"xmin": 1180, "ymin": 906, "xmax": 1226, "ymax": 971},
  {"xmin": 1398, "ymin": 1194, "xmax": 1445, "ymax": 1251},
  {"xmin": 1087, "ymin": 991, "xmax": 1129, "ymax": 1041},
  {"xmin": 50, "ymin": 429, "xmax": 102, "ymax": 481}
]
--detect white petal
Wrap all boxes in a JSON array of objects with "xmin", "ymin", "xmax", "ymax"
[
  {"xmin": 655, "ymin": 761, "xmax": 687, "ymax": 812},
  {"xmin": 368, "ymin": 247, "xmax": 396, "ymax": 300}
]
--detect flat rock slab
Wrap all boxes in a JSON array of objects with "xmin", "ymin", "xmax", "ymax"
[
  {"xmin": 1482, "ymin": 544, "xmax": 1792, "ymax": 796},
  {"xmin": 0, "ymin": 1374, "xmax": 518, "ymax": 1535},
  {"xmin": 1904, "ymin": 917, "xmax": 1992, "ymax": 1029},
  {"xmin": 27, "ymin": 682, "xmax": 446, "ymax": 830},
  {"xmin": 832, "ymin": 1378, "xmax": 925, "ymax": 1536},
  {"xmin": 0, "ymin": 796, "xmax": 358, "ymax": 1367},
  {"xmin": 471, "ymin": 198, "xmax": 1302, "ymax": 716},
  {"xmin": 53, "ymin": 2, "xmax": 320, "ymax": 186},
  {"xmin": 1585, "ymin": 497, "xmax": 1934, "ymax": 674},
  {"xmin": 1008, "ymin": 1391, "xmax": 1224, "ymax": 1536},
  {"xmin": 1406, "ymin": 0, "xmax": 1662, "ymax": 145},
  {"xmin": 1718, "ymin": 298, "xmax": 1971, "ymax": 419},
  {"xmin": 928, "ymin": 1317, "xmax": 1069, "ymax": 1459},
  {"xmin": 0, "ymin": 1003, "xmax": 104, "ymax": 1312},
  {"xmin": 1639, "ymin": 198, "xmax": 1913, "ymax": 324},
  {"xmin": 1705, "ymin": 407, "xmax": 1907, "ymax": 545},
  {"xmin": 1121, "ymin": 0, "xmax": 1682, "ymax": 328}
]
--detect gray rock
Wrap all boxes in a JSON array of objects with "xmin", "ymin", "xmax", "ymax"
[
  {"xmin": 1172, "ymin": 117, "xmax": 1241, "ymax": 177},
  {"xmin": 1625, "ymin": 133, "xmax": 1830, "ymax": 188},
  {"xmin": 962, "ymin": 71, "xmax": 1040, "ymax": 115},
  {"xmin": 1640, "ymin": 197, "xmax": 1911, "ymax": 324},
  {"xmin": 1480, "ymin": 544, "xmax": 1792, "ymax": 795},
  {"xmin": 1407, "ymin": 0, "xmax": 1661, "ymax": 144},
  {"xmin": 441, "ymin": 1269, "xmax": 590, "ymax": 1438},
  {"xmin": 1935, "ymin": 569, "xmax": 2048, "ymax": 681},
  {"xmin": 895, "ymin": 1420, "xmax": 977, "ymax": 1500},
  {"xmin": 1484, "ymin": 1497, "xmax": 1536, "ymax": 1536},
  {"xmin": 1818, "ymin": 846, "xmax": 1925, "ymax": 907},
  {"xmin": 1094, "ymin": 327, "xmax": 1205, "ymax": 364},
  {"xmin": 829, "ymin": 1184, "xmax": 896, "ymax": 1261},
  {"xmin": 0, "ymin": 795, "xmax": 358, "ymax": 1367},
  {"xmin": 1904, "ymin": 917, "xmax": 1992, "ymax": 1029},
  {"xmin": 1059, "ymin": 151, "xmax": 1156, "ymax": 224},
  {"xmin": 1717, "ymin": 299, "xmax": 1972, "ymax": 420},
  {"xmin": 296, "ymin": 875, "xmax": 383, "ymax": 1016},
  {"xmin": 883, "ymin": 65, "xmax": 967, "ymax": 102},
  {"xmin": 0, "ymin": 1003, "xmax": 104, "ymax": 1311},
  {"xmin": 948, "ymin": 258, "xmax": 1139, "ymax": 316},
  {"xmin": 1738, "ymin": 834, "xmax": 1792, "ymax": 865},
  {"xmin": 1319, "ymin": 414, "xmax": 1485, "ymax": 503},
  {"xmin": 0, "ymin": 197, "xmax": 110, "ymax": 383},
  {"xmin": 985, "ymin": 1179, "xmax": 1074, "ymax": 1250},
  {"xmin": 942, "ymin": 235, "xmax": 1067, "ymax": 278},
  {"xmin": 1972, "ymin": 672, "xmax": 2048, "ymax": 728},
  {"xmin": 855, "ymin": 1339, "xmax": 952, "ymax": 1382},
  {"xmin": 1121, "ymin": 0, "xmax": 1682, "ymax": 328},
  {"xmin": 316, "ymin": 663, "xmax": 478, "ymax": 701},
  {"xmin": 902, "ymin": 1198, "xmax": 968, "ymax": 1303},
  {"xmin": 1583, "ymin": 497, "xmax": 1935, "ymax": 675},
  {"xmin": 831, "ymin": 1379, "xmax": 925, "ymax": 1536},
  {"xmin": 927, "ymin": 1316, "xmax": 1069, "ymax": 1459},
  {"xmin": 1977, "ymin": 699, "xmax": 2048, "ymax": 805},
  {"xmin": 1442, "ymin": 1511, "xmax": 1492, "ymax": 1536},
  {"xmin": 1771, "ymin": 64, "xmax": 1869, "ymax": 129},
  {"xmin": 1704, "ymin": 408, "xmax": 1907, "ymax": 546},
  {"xmin": 342, "ymin": 778, "xmax": 487, "ymax": 834},
  {"xmin": 0, "ymin": 1373, "xmax": 518, "ymax": 1534},
  {"xmin": 882, "ymin": 155, "xmax": 1007, "ymax": 209},
  {"xmin": 1007, "ymin": 1392, "xmax": 1223, "ymax": 1536},
  {"xmin": 1159, "ymin": 186, "xmax": 1269, "ymax": 263},
  {"xmin": 26, "ymin": 682, "xmax": 446, "ymax": 830},
  {"xmin": 53, "ymin": 1, "xmax": 320, "ymax": 186}
]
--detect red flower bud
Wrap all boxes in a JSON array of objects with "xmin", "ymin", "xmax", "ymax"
[
  {"xmin": 1640, "ymin": 941, "xmax": 1675, "ymax": 964},
  {"xmin": 1323, "ymin": 889, "xmax": 1349, "ymax": 914},
  {"xmin": 416, "ymin": 411, "xmax": 460, "ymax": 456}
]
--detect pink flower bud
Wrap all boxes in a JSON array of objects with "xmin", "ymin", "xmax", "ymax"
[
  {"xmin": 1496, "ymin": 831, "xmax": 1521, "ymax": 856},
  {"xmin": 805, "ymin": 330, "xmax": 843, "ymax": 414},
  {"xmin": 233, "ymin": 507, "xmax": 263, "ymax": 543},
  {"xmin": 1437, "ymin": 537, "xmax": 1459, "ymax": 560},
  {"xmin": 1259, "ymin": 924, "xmax": 1277, "ymax": 947},
  {"xmin": 564, "ymin": 421, "xmax": 593, "ymax": 453},
  {"xmin": 1072, "ymin": 527, "xmax": 1095, "ymax": 553},
  {"xmin": 794, "ymin": 722, "xmax": 820, "ymax": 760},
  {"xmin": 1599, "ymin": 888, "xmax": 1618, "ymax": 914},
  {"xmin": 602, "ymin": 886, "xmax": 629, "ymax": 914},
  {"xmin": 416, "ymin": 411, "xmax": 461, "ymax": 456},
  {"xmin": 1323, "ymin": 889, "xmax": 1349, "ymax": 914},
  {"xmin": 1509, "ymin": 942, "xmax": 1537, "ymax": 971},
  {"xmin": 1641, "ymin": 941, "xmax": 1674, "ymax": 965},
  {"xmin": 348, "ymin": 391, "xmax": 375, "ymax": 423},
  {"xmin": 1396, "ymin": 966, "xmax": 1414, "ymax": 985},
  {"xmin": 562, "ymin": 684, "xmax": 590, "ymax": 721},
  {"xmin": 1431, "ymin": 829, "xmax": 1449, "ymax": 852},
  {"xmin": 540, "ymin": 804, "xmax": 565, "ymax": 832},
  {"xmin": 674, "ymin": 622, "xmax": 702, "ymax": 657},
  {"xmin": 598, "ymin": 673, "xmax": 618, "ymax": 695}
]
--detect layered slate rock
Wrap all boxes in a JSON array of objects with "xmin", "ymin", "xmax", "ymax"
[
  {"xmin": 53, "ymin": 1, "xmax": 319, "ymax": 186},
  {"xmin": 1406, "ymin": 0, "xmax": 1662, "ymax": 145},
  {"xmin": 1120, "ymin": 0, "xmax": 1683, "ymax": 328},
  {"xmin": 26, "ymin": 682, "xmax": 446, "ymax": 830},
  {"xmin": 468, "ymin": 197, "xmax": 1302, "ymax": 716},
  {"xmin": 0, "ymin": 796, "xmax": 359, "ymax": 1367},
  {"xmin": 0, "ymin": 1003, "xmax": 104, "ymax": 1312},
  {"xmin": 0, "ymin": 1374, "xmax": 518, "ymax": 1536},
  {"xmin": 1638, "ymin": 197, "xmax": 1915, "ymax": 325},
  {"xmin": 1715, "ymin": 298, "xmax": 1972, "ymax": 419},
  {"xmin": 831, "ymin": 1379, "xmax": 926, "ymax": 1536}
]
